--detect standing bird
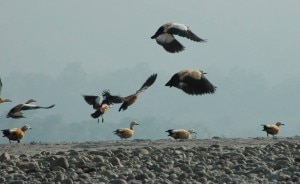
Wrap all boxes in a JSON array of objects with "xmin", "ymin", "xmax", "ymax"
[
  {"xmin": 151, "ymin": 22, "xmax": 206, "ymax": 53},
  {"xmin": 262, "ymin": 122, "xmax": 285, "ymax": 138},
  {"xmin": 0, "ymin": 78, "xmax": 12, "ymax": 104},
  {"xmin": 113, "ymin": 121, "xmax": 139, "ymax": 140},
  {"xmin": 6, "ymin": 99, "xmax": 55, "ymax": 119},
  {"xmin": 166, "ymin": 129, "xmax": 196, "ymax": 140},
  {"xmin": 118, "ymin": 73, "xmax": 157, "ymax": 111},
  {"xmin": 2, "ymin": 125, "xmax": 32, "ymax": 143},
  {"xmin": 83, "ymin": 90, "xmax": 123, "ymax": 123},
  {"xmin": 165, "ymin": 69, "xmax": 216, "ymax": 95}
]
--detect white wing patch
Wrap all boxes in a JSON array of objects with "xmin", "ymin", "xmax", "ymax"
[
  {"xmin": 156, "ymin": 33, "xmax": 175, "ymax": 44},
  {"xmin": 169, "ymin": 23, "xmax": 188, "ymax": 32}
]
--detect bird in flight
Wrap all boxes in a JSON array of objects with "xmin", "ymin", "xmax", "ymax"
[
  {"xmin": 0, "ymin": 78, "xmax": 12, "ymax": 104},
  {"xmin": 117, "ymin": 73, "xmax": 157, "ymax": 111},
  {"xmin": 165, "ymin": 69, "xmax": 216, "ymax": 95},
  {"xmin": 151, "ymin": 22, "xmax": 206, "ymax": 53},
  {"xmin": 83, "ymin": 90, "xmax": 123, "ymax": 123},
  {"xmin": 6, "ymin": 99, "xmax": 55, "ymax": 118}
]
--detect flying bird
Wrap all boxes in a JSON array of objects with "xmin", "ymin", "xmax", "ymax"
[
  {"xmin": 6, "ymin": 99, "xmax": 55, "ymax": 119},
  {"xmin": 151, "ymin": 22, "xmax": 206, "ymax": 53},
  {"xmin": 118, "ymin": 73, "xmax": 157, "ymax": 111},
  {"xmin": 165, "ymin": 129, "xmax": 196, "ymax": 140},
  {"xmin": 0, "ymin": 78, "xmax": 12, "ymax": 104},
  {"xmin": 83, "ymin": 90, "xmax": 123, "ymax": 123},
  {"xmin": 262, "ymin": 122, "xmax": 285, "ymax": 138},
  {"xmin": 113, "ymin": 121, "xmax": 139, "ymax": 140},
  {"xmin": 165, "ymin": 69, "xmax": 216, "ymax": 95},
  {"xmin": 2, "ymin": 124, "xmax": 32, "ymax": 143}
]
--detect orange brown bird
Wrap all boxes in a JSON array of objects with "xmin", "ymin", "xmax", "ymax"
[
  {"xmin": 118, "ymin": 73, "xmax": 157, "ymax": 111},
  {"xmin": 83, "ymin": 90, "xmax": 123, "ymax": 123},
  {"xmin": 6, "ymin": 99, "xmax": 55, "ymax": 119},
  {"xmin": 113, "ymin": 121, "xmax": 139, "ymax": 140},
  {"xmin": 165, "ymin": 69, "xmax": 216, "ymax": 95},
  {"xmin": 165, "ymin": 129, "xmax": 196, "ymax": 140},
  {"xmin": 2, "ymin": 125, "xmax": 32, "ymax": 143},
  {"xmin": 262, "ymin": 122, "xmax": 284, "ymax": 138},
  {"xmin": 0, "ymin": 78, "xmax": 12, "ymax": 104}
]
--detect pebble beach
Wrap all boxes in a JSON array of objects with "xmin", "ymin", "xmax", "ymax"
[{"xmin": 1, "ymin": 137, "xmax": 300, "ymax": 184}]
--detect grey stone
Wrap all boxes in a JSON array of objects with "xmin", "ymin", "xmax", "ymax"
[
  {"xmin": 62, "ymin": 178, "xmax": 73, "ymax": 184},
  {"xmin": 51, "ymin": 157, "xmax": 69, "ymax": 169},
  {"xmin": 0, "ymin": 153, "xmax": 10, "ymax": 161},
  {"xmin": 109, "ymin": 179, "xmax": 127, "ymax": 184},
  {"xmin": 8, "ymin": 181, "xmax": 24, "ymax": 184}
]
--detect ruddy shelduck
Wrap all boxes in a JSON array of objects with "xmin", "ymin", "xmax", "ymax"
[
  {"xmin": 0, "ymin": 78, "xmax": 12, "ymax": 104},
  {"xmin": 118, "ymin": 73, "xmax": 157, "ymax": 111},
  {"xmin": 6, "ymin": 99, "xmax": 55, "ymax": 119},
  {"xmin": 151, "ymin": 22, "xmax": 206, "ymax": 53},
  {"xmin": 83, "ymin": 90, "xmax": 123, "ymax": 123},
  {"xmin": 165, "ymin": 69, "xmax": 216, "ymax": 95},
  {"xmin": 113, "ymin": 121, "xmax": 139, "ymax": 140},
  {"xmin": 262, "ymin": 122, "xmax": 284, "ymax": 138},
  {"xmin": 2, "ymin": 125, "xmax": 32, "ymax": 143},
  {"xmin": 166, "ymin": 129, "xmax": 196, "ymax": 140}
]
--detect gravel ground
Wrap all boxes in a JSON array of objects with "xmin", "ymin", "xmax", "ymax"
[{"xmin": 1, "ymin": 137, "xmax": 300, "ymax": 183}]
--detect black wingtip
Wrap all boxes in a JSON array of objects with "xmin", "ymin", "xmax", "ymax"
[{"xmin": 47, "ymin": 104, "xmax": 55, "ymax": 109}]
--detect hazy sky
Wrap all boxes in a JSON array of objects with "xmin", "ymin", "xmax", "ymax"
[{"xmin": 1, "ymin": 1, "xmax": 300, "ymax": 142}]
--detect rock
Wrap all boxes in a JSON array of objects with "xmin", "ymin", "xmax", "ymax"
[
  {"xmin": 134, "ymin": 148, "xmax": 149, "ymax": 155},
  {"xmin": 50, "ymin": 157, "xmax": 69, "ymax": 170},
  {"xmin": 0, "ymin": 153, "xmax": 10, "ymax": 161},
  {"xmin": 108, "ymin": 157, "xmax": 123, "ymax": 167},
  {"xmin": 62, "ymin": 178, "xmax": 73, "ymax": 184},
  {"xmin": 16, "ymin": 162, "xmax": 39, "ymax": 170},
  {"xmin": 89, "ymin": 151, "xmax": 111, "ymax": 157},
  {"xmin": 109, "ymin": 179, "xmax": 127, "ymax": 184},
  {"xmin": 135, "ymin": 173, "xmax": 149, "ymax": 180},
  {"xmin": 7, "ymin": 181, "xmax": 24, "ymax": 184},
  {"xmin": 55, "ymin": 173, "xmax": 65, "ymax": 182}
]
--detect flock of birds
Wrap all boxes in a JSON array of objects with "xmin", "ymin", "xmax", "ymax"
[{"xmin": 1, "ymin": 22, "xmax": 285, "ymax": 143}]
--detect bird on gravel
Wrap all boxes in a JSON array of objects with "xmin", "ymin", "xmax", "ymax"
[
  {"xmin": 151, "ymin": 22, "xmax": 206, "ymax": 53},
  {"xmin": 83, "ymin": 90, "xmax": 123, "ymax": 123},
  {"xmin": 261, "ymin": 122, "xmax": 285, "ymax": 138},
  {"xmin": 113, "ymin": 121, "xmax": 139, "ymax": 140},
  {"xmin": 117, "ymin": 73, "xmax": 157, "ymax": 111},
  {"xmin": 2, "ymin": 124, "xmax": 32, "ymax": 143},
  {"xmin": 165, "ymin": 129, "xmax": 196, "ymax": 140},
  {"xmin": 165, "ymin": 69, "xmax": 216, "ymax": 95},
  {"xmin": 6, "ymin": 99, "xmax": 55, "ymax": 119},
  {"xmin": 0, "ymin": 78, "xmax": 12, "ymax": 104}
]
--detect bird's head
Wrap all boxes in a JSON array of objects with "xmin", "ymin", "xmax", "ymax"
[
  {"xmin": 276, "ymin": 122, "xmax": 284, "ymax": 126},
  {"xmin": 131, "ymin": 121, "xmax": 139, "ymax": 126},
  {"xmin": 188, "ymin": 129, "xmax": 197, "ymax": 134},
  {"xmin": 21, "ymin": 125, "xmax": 32, "ymax": 131},
  {"xmin": 26, "ymin": 99, "xmax": 37, "ymax": 104},
  {"xmin": 199, "ymin": 70, "xmax": 207, "ymax": 75}
]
